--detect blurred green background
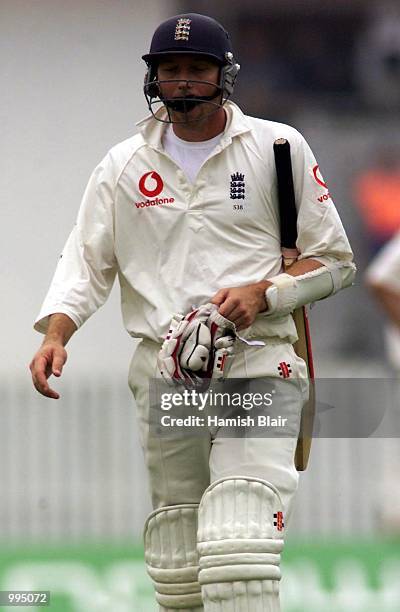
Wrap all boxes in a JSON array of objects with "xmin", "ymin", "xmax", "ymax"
[{"xmin": 1, "ymin": 540, "xmax": 399, "ymax": 611}]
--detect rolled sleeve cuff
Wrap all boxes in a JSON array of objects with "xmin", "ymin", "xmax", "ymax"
[{"xmin": 34, "ymin": 307, "xmax": 82, "ymax": 335}]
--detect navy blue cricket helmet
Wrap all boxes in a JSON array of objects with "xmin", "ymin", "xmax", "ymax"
[{"xmin": 142, "ymin": 13, "xmax": 240, "ymax": 122}]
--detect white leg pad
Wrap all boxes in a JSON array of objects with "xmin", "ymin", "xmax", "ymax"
[
  {"xmin": 145, "ymin": 504, "xmax": 204, "ymax": 610},
  {"xmin": 197, "ymin": 478, "xmax": 285, "ymax": 611}
]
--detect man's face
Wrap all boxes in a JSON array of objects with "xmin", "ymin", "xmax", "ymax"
[{"xmin": 156, "ymin": 54, "xmax": 221, "ymax": 121}]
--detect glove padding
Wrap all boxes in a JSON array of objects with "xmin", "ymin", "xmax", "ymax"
[{"xmin": 157, "ymin": 303, "xmax": 236, "ymax": 389}]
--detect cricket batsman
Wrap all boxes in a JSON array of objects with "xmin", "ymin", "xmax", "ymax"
[{"xmin": 30, "ymin": 13, "xmax": 356, "ymax": 611}]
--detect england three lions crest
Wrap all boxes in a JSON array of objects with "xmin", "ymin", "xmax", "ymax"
[
  {"xmin": 230, "ymin": 172, "xmax": 247, "ymax": 211},
  {"xmin": 174, "ymin": 18, "xmax": 191, "ymax": 41}
]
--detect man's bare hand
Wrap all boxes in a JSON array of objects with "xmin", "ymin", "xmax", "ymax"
[
  {"xmin": 29, "ymin": 341, "xmax": 67, "ymax": 399},
  {"xmin": 211, "ymin": 281, "xmax": 271, "ymax": 331},
  {"xmin": 29, "ymin": 313, "xmax": 76, "ymax": 399}
]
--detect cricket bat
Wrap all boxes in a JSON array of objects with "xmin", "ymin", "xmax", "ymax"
[{"xmin": 273, "ymin": 137, "xmax": 316, "ymax": 471}]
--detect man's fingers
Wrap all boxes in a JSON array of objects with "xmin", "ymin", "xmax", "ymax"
[
  {"xmin": 52, "ymin": 351, "xmax": 66, "ymax": 377},
  {"xmin": 234, "ymin": 317, "xmax": 251, "ymax": 331},
  {"xmin": 33, "ymin": 355, "xmax": 49, "ymax": 380},
  {"xmin": 218, "ymin": 297, "xmax": 240, "ymax": 319},
  {"xmin": 32, "ymin": 367, "xmax": 60, "ymax": 399},
  {"xmin": 30, "ymin": 350, "xmax": 64, "ymax": 399},
  {"xmin": 227, "ymin": 310, "xmax": 252, "ymax": 330},
  {"xmin": 218, "ymin": 300, "xmax": 255, "ymax": 330},
  {"xmin": 222, "ymin": 305, "xmax": 244, "ymax": 323},
  {"xmin": 211, "ymin": 288, "xmax": 229, "ymax": 306},
  {"xmin": 35, "ymin": 380, "xmax": 60, "ymax": 400}
]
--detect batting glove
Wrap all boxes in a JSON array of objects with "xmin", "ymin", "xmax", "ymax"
[{"xmin": 157, "ymin": 304, "xmax": 237, "ymax": 389}]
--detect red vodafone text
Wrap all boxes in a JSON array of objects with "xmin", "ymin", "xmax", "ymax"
[
  {"xmin": 135, "ymin": 197, "xmax": 175, "ymax": 209},
  {"xmin": 136, "ymin": 171, "xmax": 175, "ymax": 209}
]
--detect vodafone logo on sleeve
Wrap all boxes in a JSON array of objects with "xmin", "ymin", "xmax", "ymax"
[
  {"xmin": 312, "ymin": 165, "xmax": 331, "ymax": 203},
  {"xmin": 135, "ymin": 171, "xmax": 175, "ymax": 209},
  {"xmin": 312, "ymin": 165, "xmax": 328, "ymax": 189}
]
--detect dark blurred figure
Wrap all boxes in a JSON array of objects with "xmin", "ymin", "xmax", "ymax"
[
  {"xmin": 229, "ymin": 21, "xmax": 288, "ymax": 119},
  {"xmin": 355, "ymin": 1, "xmax": 400, "ymax": 112},
  {"xmin": 230, "ymin": 8, "xmax": 362, "ymax": 121}
]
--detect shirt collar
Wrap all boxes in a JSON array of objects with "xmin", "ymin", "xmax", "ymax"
[{"xmin": 136, "ymin": 101, "xmax": 252, "ymax": 150}]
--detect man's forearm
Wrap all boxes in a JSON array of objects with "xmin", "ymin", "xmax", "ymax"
[
  {"xmin": 263, "ymin": 257, "xmax": 355, "ymax": 316},
  {"xmin": 210, "ymin": 259, "xmax": 347, "ymax": 328},
  {"xmin": 284, "ymin": 258, "xmax": 324, "ymax": 276},
  {"xmin": 256, "ymin": 259, "xmax": 324, "ymax": 290},
  {"xmin": 44, "ymin": 313, "xmax": 77, "ymax": 346}
]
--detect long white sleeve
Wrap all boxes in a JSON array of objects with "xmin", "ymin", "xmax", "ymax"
[
  {"xmin": 34, "ymin": 158, "xmax": 117, "ymax": 333},
  {"xmin": 291, "ymin": 133, "xmax": 355, "ymax": 268}
]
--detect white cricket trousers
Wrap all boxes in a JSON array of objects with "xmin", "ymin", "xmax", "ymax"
[{"xmin": 128, "ymin": 338, "xmax": 308, "ymax": 611}]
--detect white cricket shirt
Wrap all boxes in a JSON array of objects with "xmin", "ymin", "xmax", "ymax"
[{"xmin": 35, "ymin": 101, "xmax": 355, "ymax": 344}]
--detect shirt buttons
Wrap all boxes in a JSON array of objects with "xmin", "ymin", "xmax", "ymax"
[{"xmin": 188, "ymin": 211, "xmax": 203, "ymax": 233}]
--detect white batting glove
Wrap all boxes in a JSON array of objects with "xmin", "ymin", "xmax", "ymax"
[
  {"xmin": 157, "ymin": 305, "xmax": 214, "ymax": 387},
  {"xmin": 206, "ymin": 308, "xmax": 236, "ymax": 381},
  {"xmin": 157, "ymin": 304, "xmax": 237, "ymax": 389}
]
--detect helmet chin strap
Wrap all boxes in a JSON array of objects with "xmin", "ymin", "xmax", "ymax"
[
  {"xmin": 162, "ymin": 92, "xmax": 221, "ymax": 112},
  {"xmin": 144, "ymin": 77, "xmax": 226, "ymax": 124}
]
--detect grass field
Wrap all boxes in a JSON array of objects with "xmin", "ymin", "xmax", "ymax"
[{"xmin": 0, "ymin": 539, "xmax": 399, "ymax": 611}]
